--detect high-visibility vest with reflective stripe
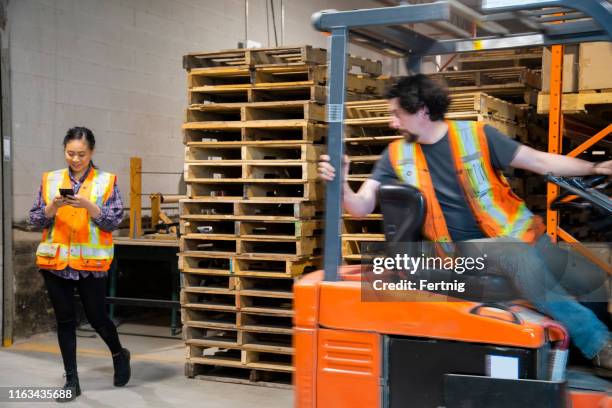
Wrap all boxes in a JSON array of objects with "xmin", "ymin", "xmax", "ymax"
[
  {"xmin": 36, "ymin": 168, "xmax": 116, "ymax": 272},
  {"xmin": 388, "ymin": 120, "xmax": 545, "ymax": 244}
]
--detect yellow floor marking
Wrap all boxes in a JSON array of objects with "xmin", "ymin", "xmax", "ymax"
[{"xmin": 6, "ymin": 342, "xmax": 185, "ymax": 363}]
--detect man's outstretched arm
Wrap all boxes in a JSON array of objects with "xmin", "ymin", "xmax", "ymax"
[{"xmin": 510, "ymin": 145, "xmax": 612, "ymax": 176}]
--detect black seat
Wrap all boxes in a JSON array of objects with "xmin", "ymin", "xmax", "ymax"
[{"xmin": 378, "ymin": 183, "xmax": 518, "ymax": 302}]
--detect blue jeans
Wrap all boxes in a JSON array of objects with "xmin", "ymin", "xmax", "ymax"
[{"xmin": 458, "ymin": 235, "xmax": 610, "ymax": 358}]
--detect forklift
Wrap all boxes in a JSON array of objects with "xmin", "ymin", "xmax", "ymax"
[{"xmin": 294, "ymin": 2, "xmax": 612, "ymax": 407}]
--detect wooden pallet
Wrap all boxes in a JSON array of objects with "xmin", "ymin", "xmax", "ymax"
[
  {"xmin": 188, "ymin": 73, "xmax": 384, "ymax": 102},
  {"xmin": 239, "ymin": 236, "xmax": 321, "ymax": 257},
  {"xmin": 184, "ymin": 45, "xmax": 382, "ymax": 76},
  {"xmin": 537, "ymin": 90, "xmax": 612, "ymax": 114},
  {"xmin": 184, "ymin": 162, "xmax": 318, "ymax": 183},
  {"xmin": 184, "ymin": 180, "xmax": 323, "ymax": 201},
  {"xmin": 184, "ymin": 324, "xmax": 239, "ymax": 348},
  {"xmin": 179, "ymin": 253, "xmax": 320, "ymax": 278},
  {"xmin": 342, "ymin": 216, "xmax": 384, "ymax": 235},
  {"xmin": 181, "ymin": 235, "xmax": 321, "ymax": 258},
  {"xmin": 180, "ymin": 219, "xmax": 322, "ymax": 238},
  {"xmin": 345, "ymin": 94, "xmax": 526, "ymax": 123},
  {"xmin": 185, "ymin": 362, "xmax": 292, "ymax": 389},
  {"xmin": 448, "ymin": 92, "xmax": 526, "ymax": 122},
  {"xmin": 428, "ymin": 67, "xmax": 541, "ymax": 92},
  {"xmin": 188, "ymin": 83, "xmax": 327, "ymax": 105},
  {"xmin": 185, "ymin": 141, "xmax": 321, "ymax": 164},
  {"xmin": 181, "ymin": 290, "xmax": 238, "ymax": 312},
  {"xmin": 184, "ymin": 46, "xmax": 327, "ymax": 69},
  {"xmin": 238, "ymin": 311, "xmax": 292, "ymax": 333},
  {"xmin": 180, "ymin": 198, "xmax": 321, "ymax": 220},
  {"xmin": 233, "ymin": 255, "xmax": 320, "ymax": 278},
  {"xmin": 186, "ymin": 347, "xmax": 293, "ymax": 373},
  {"xmin": 182, "ymin": 308, "xmax": 237, "ymax": 330},
  {"xmin": 183, "ymin": 122, "xmax": 327, "ymax": 144},
  {"xmin": 457, "ymin": 48, "xmax": 542, "ymax": 70},
  {"xmin": 342, "ymin": 233, "xmax": 386, "ymax": 256},
  {"xmin": 238, "ymin": 292, "xmax": 293, "ymax": 317},
  {"xmin": 239, "ymin": 331, "xmax": 293, "ymax": 355},
  {"xmin": 186, "ymin": 101, "xmax": 326, "ymax": 123}
]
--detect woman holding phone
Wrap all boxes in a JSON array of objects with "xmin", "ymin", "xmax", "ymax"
[{"xmin": 29, "ymin": 127, "xmax": 130, "ymax": 402}]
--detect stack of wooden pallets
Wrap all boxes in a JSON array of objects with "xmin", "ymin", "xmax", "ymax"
[{"xmin": 180, "ymin": 45, "xmax": 385, "ymax": 386}]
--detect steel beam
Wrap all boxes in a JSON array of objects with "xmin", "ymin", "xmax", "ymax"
[
  {"xmin": 312, "ymin": 2, "xmax": 451, "ymax": 31},
  {"xmin": 322, "ymin": 27, "xmax": 348, "ymax": 282}
]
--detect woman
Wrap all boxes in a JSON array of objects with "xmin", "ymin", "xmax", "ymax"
[{"xmin": 29, "ymin": 127, "xmax": 130, "ymax": 402}]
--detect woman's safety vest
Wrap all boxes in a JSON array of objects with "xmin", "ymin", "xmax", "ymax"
[
  {"xmin": 36, "ymin": 168, "xmax": 116, "ymax": 272},
  {"xmin": 388, "ymin": 120, "xmax": 545, "ymax": 244}
]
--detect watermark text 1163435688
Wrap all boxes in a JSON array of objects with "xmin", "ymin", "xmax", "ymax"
[{"xmin": 0, "ymin": 387, "xmax": 74, "ymax": 402}]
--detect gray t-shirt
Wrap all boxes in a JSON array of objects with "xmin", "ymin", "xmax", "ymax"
[{"xmin": 371, "ymin": 124, "xmax": 521, "ymax": 241}]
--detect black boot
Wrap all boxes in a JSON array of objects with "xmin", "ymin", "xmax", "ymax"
[
  {"xmin": 56, "ymin": 371, "xmax": 81, "ymax": 403},
  {"xmin": 112, "ymin": 348, "xmax": 131, "ymax": 386}
]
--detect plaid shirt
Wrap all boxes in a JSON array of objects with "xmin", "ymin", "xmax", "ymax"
[{"xmin": 29, "ymin": 165, "xmax": 124, "ymax": 280}]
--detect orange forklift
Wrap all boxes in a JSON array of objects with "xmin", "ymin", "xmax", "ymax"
[{"xmin": 294, "ymin": 2, "xmax": 612, "ymax": 407}]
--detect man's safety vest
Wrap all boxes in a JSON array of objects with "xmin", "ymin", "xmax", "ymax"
[
  {"xmin": 387, "ymin": 120, "xmax": 545, "ymax": 244},
  {"xmin": 36, "ymin": 167, "xmax": 116, "ymax": 272}
]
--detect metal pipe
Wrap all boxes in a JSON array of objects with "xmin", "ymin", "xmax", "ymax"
[
  {"xmin": 265, "ymin": 0, "xmax": 271, "ymax": 47},
  {"xmin": 1, "ymin": 34, "xmax": 14, "ymax": 347},
  {"xmin": 280, "ymin": 0, "xmax": 285, "ymax": 46},
  {"xmin": 244, "ymin": 0, "xmax": 248, "ymax": 47}
]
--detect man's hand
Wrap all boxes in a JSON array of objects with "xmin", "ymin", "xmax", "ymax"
[
  {"xmin": 593, "ymin": 160, "xmax": 612, "ymax": 176},
  {"xmin": 318, "ymin": 154, "xmax": 349, "ymax": 182}
]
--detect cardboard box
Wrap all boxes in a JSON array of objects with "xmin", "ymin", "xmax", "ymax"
[
  {"xmin": 542, "ymin": 42, "xmax": 612, "ymax": 93},
  {"xmin": 578, "ymin": 42, "xmax": 612, "ymax": 91},
  {"xmin": 541, "ymin": 45, "xmax": 578, "ymax": 93}
]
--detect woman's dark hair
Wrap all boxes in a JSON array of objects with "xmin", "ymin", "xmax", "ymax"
[
  {"xmin": 385, "ymin": 74, "xmax": 451, "ymax": 121},
  {"xmin": 63, "ymin": 127, "xmax": 97, "ymax": 168}
]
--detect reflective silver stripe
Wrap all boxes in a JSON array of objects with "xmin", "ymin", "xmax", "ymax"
[
  {"xmin": 77, "ymin": 244, "xmax": 114, "ymax": 259},
  {"xmin": 395, "ymin": 141, "xmax": 419, "ymax": 187},
  {"xmin": 45, "ymin": 169, "xmax": 68, "ymax": 205},
  {"xmin": 90, "ymin": 170, "xmax": 113, "ymax": 206},
  {"xmin": 88, "ymin": 170, "xmax": 113, "ymax": 246},
  {"xmin": 454, "ymin": 121, "xmax": 508, "ymax": 225},
  {"xmin": 453, "ymin": 121, "xmax": 534, "ymax": 238},
  {"xmin": 43, "ymin": 169, "xmax": 69, "ymax": 243}
]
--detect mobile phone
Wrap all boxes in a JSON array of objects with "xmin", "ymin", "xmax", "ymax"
[{"xmin": 59, "ymin": 188, "xmax": 75, "ymax": 197}]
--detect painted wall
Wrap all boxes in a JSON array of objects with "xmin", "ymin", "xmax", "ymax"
[{"xmin": 9, "ymin": 0, "xmax": 383, "ymax": 221}]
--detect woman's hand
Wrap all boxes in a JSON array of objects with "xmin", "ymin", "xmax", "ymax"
[
  {"xmin": 318, "ymin": 154, "xmax": 349, "ymax": 182},
  {"xmin": 44, "ymin": 196, "xmax": 68, "ymax": 218},
  {"xmin": 64, "ymin": 195, "xmax": 101, "ymax": 218}
]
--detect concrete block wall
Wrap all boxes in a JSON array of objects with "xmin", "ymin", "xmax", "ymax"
[{"xmin": 9, "ymin": 0, "xmax": 383, "ymax": 222}]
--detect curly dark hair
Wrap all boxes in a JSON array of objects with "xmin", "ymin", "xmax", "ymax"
[{"xmin": 385, "ymin": 74, "xmax": 451, "ymax": 121}]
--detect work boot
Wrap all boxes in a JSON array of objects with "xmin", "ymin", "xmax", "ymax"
[
  {"xmin": 112, "ymin": 348, "xmax": 131, "ymax": 386},
  {"xmin": 592, "ymin": 340, "xmax": 612, "ymax": 378},
  {"xmin": 56, "ymin": 371, "xmax": 81, "ymax": 403}
]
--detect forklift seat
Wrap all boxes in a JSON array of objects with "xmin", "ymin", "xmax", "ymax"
[{"xmin": 378, "ymin": 183, "xmax": 518, "ymax": 302}]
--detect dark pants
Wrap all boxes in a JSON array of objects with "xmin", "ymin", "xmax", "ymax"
[{"xmin": 41, "ymin": 270, "xmax": 123, "ymax": 373}]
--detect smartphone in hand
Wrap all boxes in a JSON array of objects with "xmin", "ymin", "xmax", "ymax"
[{"xmin": 59, "ymin": 188, "xmax": 75, "ymax": 197}]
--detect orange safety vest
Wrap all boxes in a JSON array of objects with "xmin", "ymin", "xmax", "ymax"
[
  {"xmin": 36, "ymin": 168, "xmax": 116, "ymax": 272},
  {"xmin": 388, "ymin": 120, "xmax": 545, "ymax": 244}
]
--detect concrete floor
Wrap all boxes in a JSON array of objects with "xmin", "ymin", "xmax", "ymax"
[{"xmin": 0, "ymin": 324, "xmax": 293, "ymax": 408}]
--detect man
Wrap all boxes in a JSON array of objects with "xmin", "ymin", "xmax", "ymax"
[{"xmin": 318, "ymin": 74, "xmax": 612, "ymax": 375}]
